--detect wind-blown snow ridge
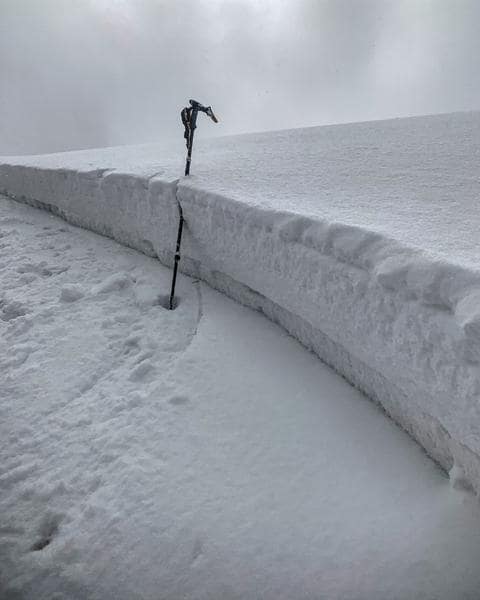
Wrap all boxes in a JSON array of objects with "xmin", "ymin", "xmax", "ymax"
[{"xmin": 2, "ymin": 111, "xmax": 480, "ymax": 494}]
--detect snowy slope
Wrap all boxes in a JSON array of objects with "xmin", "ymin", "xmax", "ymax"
[
  {"xmin": 2, "ymin": 111, "xmax": 480, "ymax": 495},
  {"xmin": 2, "ymin": 197, "xmax": 480, "ymax": 600}
]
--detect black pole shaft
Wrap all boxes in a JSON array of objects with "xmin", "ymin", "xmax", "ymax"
[
  {"xmin": 185, "ymin": 138, "xmax": 191, "ymax": 176},
  {"xmin": 168, "ymin": 203, "xmax": 184, "ymax": 310}
]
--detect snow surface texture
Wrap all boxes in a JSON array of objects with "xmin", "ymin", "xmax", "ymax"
[
  {"xmin": 2, "ymin": 197, "xmax": 480, "ymax": 600},
  {"xmin": 2, "ymin": 111, "xmax": 480, "ymax": 495}
]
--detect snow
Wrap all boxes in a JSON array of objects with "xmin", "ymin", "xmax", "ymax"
[
  {"xmin": 1, "ymin": 110, "xmax": 480, "ymax": 497},
  {"xmin": 2, "ymin": 196, "xmax": 480, "ymax": 599}
]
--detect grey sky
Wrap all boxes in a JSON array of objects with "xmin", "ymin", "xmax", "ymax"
[{"xmin": 1, "ymin": 0, "xmax": 479, "ymax": 155}]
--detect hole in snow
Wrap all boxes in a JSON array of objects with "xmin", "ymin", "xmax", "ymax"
[
  {"xmin": 30, "ymin": 514, "xmax": 61, "ymax": 551},
  {"xmin": 31, "ymin": 536, "xmax": 52, "ymax": 551},
  {"xmin": 156, "ymin": 294, "xmax": 180, "ymax": 310}
]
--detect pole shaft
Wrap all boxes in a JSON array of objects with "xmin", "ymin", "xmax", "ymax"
[{"xmin": 169, "ymin": 204, "xmax": 184, "ymax": 310}]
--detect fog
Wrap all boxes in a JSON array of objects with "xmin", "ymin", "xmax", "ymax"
[{"xmin": 1, "ymin": 0, "xmax": 479, "ymax": 155}]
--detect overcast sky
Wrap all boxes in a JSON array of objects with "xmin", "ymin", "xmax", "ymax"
[{"xmin": 1, "ymin": 0, "xmax": 479, "ymax": 155}]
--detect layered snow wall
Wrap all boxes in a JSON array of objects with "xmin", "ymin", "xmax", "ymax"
[{"xmin": 2, "ymin": 115, "xmax": 480, "ymax": 494}]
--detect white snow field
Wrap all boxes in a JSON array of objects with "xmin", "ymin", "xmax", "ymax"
[
  {"xmin": 2, "ymin": 196, "xmax": 480, "ymax": 600},
  {"xmin": 2, "ymin": 111, "xmax": 480, "ymax": 496}
]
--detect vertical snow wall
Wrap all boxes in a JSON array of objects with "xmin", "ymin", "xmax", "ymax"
[{"xmin": 1, "ymin": 161, "xmax": 480, "ymax": 494}]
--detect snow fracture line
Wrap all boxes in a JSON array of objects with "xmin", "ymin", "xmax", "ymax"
[{"xmin": 192, "ymin": 279, "xmax": 203, "ymax": 337}]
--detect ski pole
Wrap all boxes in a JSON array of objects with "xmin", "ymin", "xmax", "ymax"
[{"xmin": 168, "ymin": 100, "xmax": 218, "ymax": 310}]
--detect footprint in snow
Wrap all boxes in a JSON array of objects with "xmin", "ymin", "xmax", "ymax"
[
  {"xmin": 17, "ymin": 262, "xmax": 52, "ymax": 277},
  {"xmin": 92, "ymin": 272, "xmax": 132, "ymax": 295},
  {"xmin": 123, "ymin": 335, "xmax": 141, "ymax": 355},
  {"xmin": 168, "ymin": 394, "xmax": 189, "ymax": 406},
  {"xmin": 59, "ymin": 284, "xmax": 85, "ymax": 303},
  {"xmin": 191, "ymin": 537, "xmax": 204, "ymax": 562},
  {"xmin": 31, "ymin": 512, "xmax": 63, "ymax": 552},
  {"xmin": 0, "ymin": 299, "xmax": 28, "ymax": 322},
  {"xmin": 17, "ymin": 261, "xmax": 69, "ymax": 277},
  {"xmin": 18, "ymin": 273, "xmax": 37, "ymax": 286},
  {"xmin": 129, "ymin": 360, "xmax": 155, "ymax": 382}
]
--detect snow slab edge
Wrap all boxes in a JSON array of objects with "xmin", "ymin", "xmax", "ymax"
[{"xmin": 1, "ymin": 160, "xmax": 480, "ymax": 494}]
